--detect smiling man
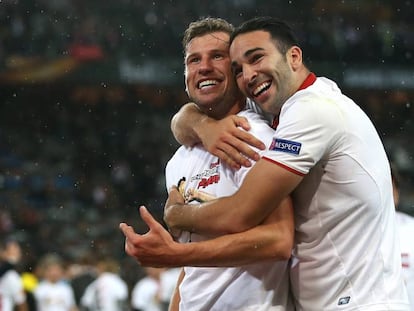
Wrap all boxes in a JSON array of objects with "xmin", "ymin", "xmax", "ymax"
[{"xmin": 121, "ymin": 17, "xmax": 294, "ymax": 311}]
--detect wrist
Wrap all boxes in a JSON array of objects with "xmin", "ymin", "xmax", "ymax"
[
  {"xmin": 165, "ymin": 203, "xmax": 194, "ymax": 232},
  {"xmin": 171, "ymin": 241, "xmax": 195, "ymax": 266},
  {"xmin": 164, "ymin": 203, "xmax": 183, "ymax": 229},
  {"xmin": 193, "ymin": 115, "xmax": 214, "ymax": 145}
]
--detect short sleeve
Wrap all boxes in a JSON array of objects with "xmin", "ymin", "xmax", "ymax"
[{"xmin": 264, "ymin": 96, "xmax": 343, "ymax": 175}]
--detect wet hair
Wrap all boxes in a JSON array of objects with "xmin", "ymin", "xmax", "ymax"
[
  {"xmin": 182, "ymin": 17, "xmax": 234, "ymax": 54},
  {"xmin": 230, "ymin": 16, "xmax": 300, "ymax": 54}
]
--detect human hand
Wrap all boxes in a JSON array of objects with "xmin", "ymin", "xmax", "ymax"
[
  {"xmin": 119, "ymin": 206, "xmax": 182, "ymax": 267},
  {"xmin": 196, "ymin": 115, "xmax": 265, "ymax": 169}
]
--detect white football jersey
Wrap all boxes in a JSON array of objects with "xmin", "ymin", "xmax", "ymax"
[
  {"xmin": 263, "ymin": 75, "xmax": 409, "ymax": 310},
  {"xmin": 81, "ymin": 272, "xmax": 128, "ymax": 311},
  {"xmin": 34, "ymin": 280, "xmax": 77, "ymax": 311},
  {"xmin": 0, "ymin": 270, "xmax": 26, "ymax": 311},
  {"xmin": 165, "ymin": 109, "xmax": 293, "ymax": 311}
]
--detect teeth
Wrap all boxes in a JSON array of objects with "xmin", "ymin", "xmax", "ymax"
[
  {"xmin": 253, "ymin": 82, "xmax": 271, "ymax": 96},
  {"xmin": 199, "ymin": 80, "xmax": 218, "ymax": 88}
]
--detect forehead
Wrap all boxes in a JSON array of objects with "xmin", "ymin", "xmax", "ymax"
[
  {"xmin": 185, "ymin": 31, "xmax": 230, "ymax": 56},
  {"xmin": 230, "ymin": 30, "xmax": 273, "ymax": 58}
]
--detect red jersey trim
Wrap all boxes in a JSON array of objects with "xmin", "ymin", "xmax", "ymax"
[
  {"xmin": 298, "ymin": 72, "xmax": 317, "ymax": 91},
  {"xmin": 263, "ymin": 156, "xmax": 306, "ymax": 177},
  {"xmin": 271, "ymin": 73, "xmax": 316, "ymax": 129}
]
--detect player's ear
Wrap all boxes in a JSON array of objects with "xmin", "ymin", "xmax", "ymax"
[{"xmin": 288, "ymin": 46, "xmax": 302, "ymax": 71}]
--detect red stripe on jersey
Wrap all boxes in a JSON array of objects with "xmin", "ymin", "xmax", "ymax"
[
  {"xmin": 271, "ymin": 116, "xmax": 279, "ymax": 129},
  {"xmin": 298, "ymin": 72, "xmax": 317, "ymax": 91},
  {"xmin": 271, "ymin": 73, "xmax": 316, "ymax": 130},
  {"xmin": 263, "ymin": 156, "xmax": 305, "ymax": 176}
]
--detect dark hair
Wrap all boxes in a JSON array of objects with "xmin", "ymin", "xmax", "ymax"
[
  {"xmin": 230, "ymin": 16, "xmax": 299, "ymax": 54},
  {"xmin": 182, "ymin": 17, "xmax": 234, "ymax": 54}
]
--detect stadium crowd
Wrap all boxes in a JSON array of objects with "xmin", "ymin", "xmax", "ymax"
[{"xmin": 0, "ymin": 0, "xmax": 413, "ymax": 67}]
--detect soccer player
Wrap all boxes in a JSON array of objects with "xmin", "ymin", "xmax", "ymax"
[
  {"xmin": 34, "ymin": 254, "xmax": 78, "ymax": 311},
  {"xmin": 122, "ymin": 17, "xmax": 294, "ymax": 310},
  {"xmin": 80, "ymin": 257, "xmax": 128, "ymax": 311},
  {"xmin": 0, "ymin": 237, "xmax": 28, "ymax": 311}
]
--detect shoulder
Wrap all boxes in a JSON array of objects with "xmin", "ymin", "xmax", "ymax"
[
  {"xmin": 286, "ymin": 77, "xmax": 342, "ymax": 108},
  {"xmin": 2, "ymin": 269, "xmax": 22, "ymax": 284},
  {"xmin": 237, "ymin": 109, "xmax": 271, "ymax": 130},
  {"xmin": 280, "ymin": 77, "xmax": 348, "ymax": 135},
  {"xmin": 166, "ymin": 146, "xmax": 190, "ymax": 169},
  {"xmin": 239, "ymin": 107, "xmax": 272, "ymax": 124},
  {"xmin": 396, "ymin": 211, "xmax": 414, "ymax": 224},
  {"xmin": 166, "ymin": 145, "xmax": 205, "ymax": 171},
  {"xmin": 168, "ymin": 145, "xmax": 189, "ymax": 160}
]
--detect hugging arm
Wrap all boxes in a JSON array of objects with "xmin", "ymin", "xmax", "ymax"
[
  {"xmin": 165, "ymin": 158, "xmax": 302, "ymax": 235},
  {"xmin": 171, "ymin": 103, "xmax": 266, "ymax": 169},
  {"xmin": 120, "ymin": 194, "xmax": 294, "ymax": 268}
]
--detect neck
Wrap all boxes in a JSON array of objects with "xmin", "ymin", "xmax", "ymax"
[{"xmin": 205, "ymin": 94, "xmax": 246, "ymax": 120}]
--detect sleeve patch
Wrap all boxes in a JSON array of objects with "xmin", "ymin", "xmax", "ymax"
[{"xmin": 269, "ymin": 138, "xmax": 302, "ymax": 155}]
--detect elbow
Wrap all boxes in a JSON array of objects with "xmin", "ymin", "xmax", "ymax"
[
  {"xmin": 278, "ymin": 240, "xmax": 294, "ymax": 260},
  {"xmin": 269, "ymin": 230, "xmax": 294, "ymax": 261},
  {"xmin": 268, "ymin": 240, "xmax": 293, "ymax": 261},
  {"xmin": 170, "ymin": 115, "xmax": 183, "ymax": 145}
]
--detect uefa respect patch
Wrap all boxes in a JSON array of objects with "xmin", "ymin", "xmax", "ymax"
[{"xmin": 269, "ymin": 138, "xmax": 302, "ymax": 155}]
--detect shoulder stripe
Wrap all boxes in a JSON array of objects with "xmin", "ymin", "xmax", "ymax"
[{"xmin": 262, "ymin": 156, "xmax": 305, "ymax": 176}]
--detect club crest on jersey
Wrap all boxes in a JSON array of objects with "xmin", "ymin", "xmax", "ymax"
[
  {"xmin": 337, "ymin": 296, "xmax": 350, "ymax": 306},
  {"xmin": 269, "ymin": 138, "xmax": 301, "ymax": 155}
]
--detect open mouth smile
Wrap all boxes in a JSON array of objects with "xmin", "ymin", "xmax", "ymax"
[
  {"xmin": 253, "ymin": 81, "xmax": 271, "ymax": 97},
  {"xmin": 198, "ymin": 79, "xmax": 219, "ymax": 89}
]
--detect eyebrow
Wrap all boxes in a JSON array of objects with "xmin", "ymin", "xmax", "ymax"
[
  {"xmin": 231, "ymin": 47, "xmax": 264, "ymax": 69},
  {"xmin": 186, "ymin": 48, "xmax": 227, "ymax": 59},
  {"xmin": 244, "ymin": 47, "xmax": 264, "ymax": 58}
]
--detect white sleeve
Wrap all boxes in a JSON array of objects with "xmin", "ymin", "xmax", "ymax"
[{"xmin": 264, "ymin": 96, "xmax": 342, "ymax": 175}]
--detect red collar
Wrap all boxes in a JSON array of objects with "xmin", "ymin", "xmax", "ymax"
[
  {"xmin": 271, "ymin": 73, "xmax": 316, "ymax": 129},
  {"xmin": 297, "ymin": 72, "xmax": 316, "ymax": 91}
]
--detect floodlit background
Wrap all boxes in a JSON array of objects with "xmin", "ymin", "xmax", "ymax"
[{"xmin": 0, "ymin": 0, "xmax": 413, "ymax": 293}]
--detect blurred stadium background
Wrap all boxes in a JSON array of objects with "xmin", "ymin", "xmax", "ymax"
[{"xmin": 0, "ymin": 0, "xmax": 413, "ymax": 290}]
